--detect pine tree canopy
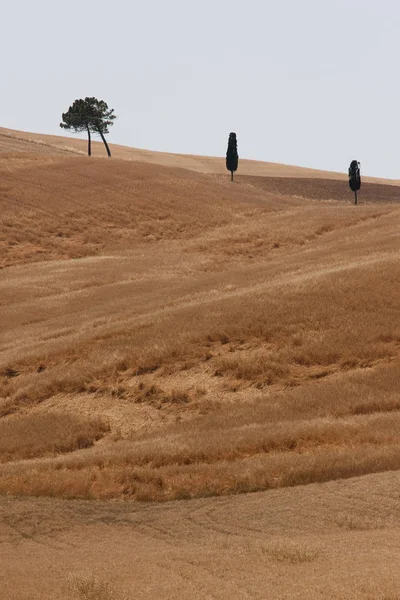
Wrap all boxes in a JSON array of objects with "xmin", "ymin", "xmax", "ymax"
[{"xmin": 60, "ymin": 97, "xmax": 116, "ymax": 134}]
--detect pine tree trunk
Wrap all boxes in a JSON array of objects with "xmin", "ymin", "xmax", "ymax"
[
  {"xmin": 231, "ymin": 170, "xmax": 234, "ymax": 182},
  {"xmin": 97, "ymin": 128, "xmax": 111, "ymax": 157},
  {"xmin": 87, "ymin": 126, "xmax": 91, "ymax": 157}
]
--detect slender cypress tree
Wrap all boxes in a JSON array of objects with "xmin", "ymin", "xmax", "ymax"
[
  {"xmin": 348, "ymin": 160, "xmax": 361, "ymax": 204},
  {"xmin": 226, "ymin": 132, "xmax": 238, "ymax": 182},
  {"xmin": 60, "ymin": 97, "xmax": 116, "ymax": 157}
]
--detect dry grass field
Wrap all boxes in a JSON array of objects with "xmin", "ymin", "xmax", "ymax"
[{"xmin": 1, "ymin": 127, "xmax": 400, "ymax": 598}]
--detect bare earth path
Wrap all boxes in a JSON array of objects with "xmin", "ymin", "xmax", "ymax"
[{"xmin": 2, "ymin": 471, "xmax": 400, "ymax": 599}]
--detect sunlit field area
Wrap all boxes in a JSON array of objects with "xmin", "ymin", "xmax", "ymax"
[{"xmin": 1, "ymin": 127, "xmax": 400, "ymax": 599}]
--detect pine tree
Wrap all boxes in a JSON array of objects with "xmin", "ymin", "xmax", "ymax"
[
  {"xmin": 60, "ymin": 97, "xmax": 116, "ymax": 157},
  {"xmin": 348, "ymin": 160, "xmax": 361, "ymax": 204},
  {"xmin": 226, "ymin": 132, "xmax": 238, "ymax": 182}
]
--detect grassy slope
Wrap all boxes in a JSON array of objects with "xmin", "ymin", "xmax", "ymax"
[
  {"xmin": 2, "ymin": 471, "xmax": 400, "ymax": 600},
  {"xmin": 1, "ymin": 129, "xmax": 400, "ymax": 504},
  {"xmin": 0, "ymin": 154, "xmax": 272, "ymax": 268},
  {"xmin": 1, "ymin": 127, "xmax": 400, "ymax": 599}
]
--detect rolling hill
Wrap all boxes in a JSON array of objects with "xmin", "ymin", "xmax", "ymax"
[{"xmin": 1, "ymin": 127, "xmax": 400, "ymax": 599}]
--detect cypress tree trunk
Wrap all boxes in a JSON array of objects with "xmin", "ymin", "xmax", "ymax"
[
  {"xmin": 355, "ymin": 191, "xmax": 358, "ymax": 205},
  {"xmin": 97, "ymin": 128, "xmax": 111, "ymax": 157},
  {"xmin": 87, "ymin": 126, "xmax": 91, "ymax": 156},
  {"xmin": 231, "ymin": 170, "xmax": 234, "ymax": 182}
]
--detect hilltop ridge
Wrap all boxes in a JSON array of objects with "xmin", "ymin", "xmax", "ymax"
[{"xmin": 1, "ymin": 126, "xmax": 398, "ymax": 184}]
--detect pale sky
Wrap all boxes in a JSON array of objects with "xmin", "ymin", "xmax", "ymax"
[{"xmin": 3, "ymin": 0, "xmax": 400, "ymax": 178}]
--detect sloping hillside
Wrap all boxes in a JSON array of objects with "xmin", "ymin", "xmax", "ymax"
[
  {"xmin": 2, "ymin": 144, "xmax": 400, "ymax": 269},
  {"xmin": 3, "ymin": 470, "xmax": 400, "ymax": 600},
  {"xmin": 0, "ymin": 154, "xmax": 276, "ymax": 268},
  {"xmin": 1, "ymin": 128, "xmax": 400, "ymax": 599},
  {"xmin": 2, "ymin": 126, "xmax": 399, "ymax": 183}
]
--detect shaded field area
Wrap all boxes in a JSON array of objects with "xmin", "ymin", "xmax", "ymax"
[
  {"xmin": 241, "ymin": 174, "xmax": 400, "ymax": 203},
  {"xmin": 0, "ymin": 412, "xmax": 109, "ymax": 463}
]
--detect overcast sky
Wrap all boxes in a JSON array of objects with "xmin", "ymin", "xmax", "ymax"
[{"xmin": 3, "ymin": 0, "xmax": 400, "ymax": 177}]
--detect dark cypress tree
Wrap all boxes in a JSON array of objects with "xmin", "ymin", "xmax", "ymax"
[
  {"xmin": 348, "ymin": 160, "xmax": 361, "ymax": 205},
  {"xmin": 60, "ymin": 97, "xmax": 116, "ymax": 157},
  {"xmin": 226, "ymin": 132, "xmax": 239, "ymax": 182}
]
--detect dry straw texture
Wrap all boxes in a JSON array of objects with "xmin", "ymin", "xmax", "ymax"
[
  {"xmin": 2, "ymin": 128, "xmax": 400, "ymax": 600},
  {"xmin": 1, "ymin": 127, "xmax": 400, "ymax": 503}
]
